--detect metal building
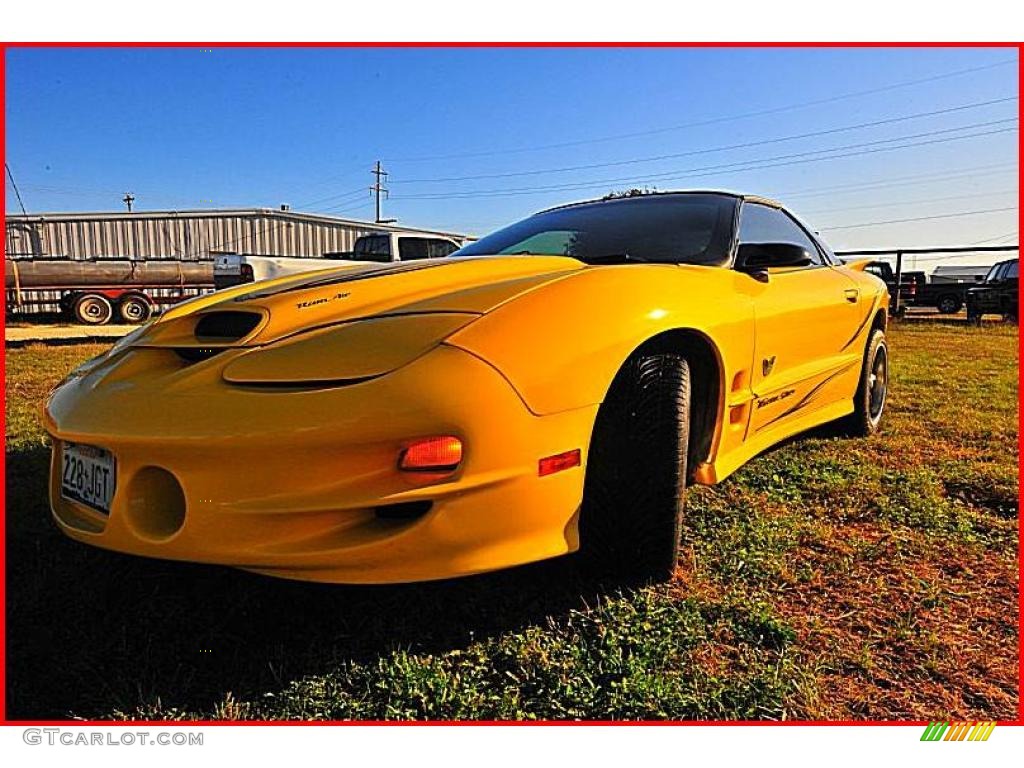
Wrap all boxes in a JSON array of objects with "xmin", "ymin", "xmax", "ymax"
[{"xmin": 5, "ymin": 207, "xmax": 471, "ymax": 261}]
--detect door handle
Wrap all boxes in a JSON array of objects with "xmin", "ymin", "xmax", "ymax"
[{"xmin": 844, "ymin": 288, "xmax": 860, "ymax": 303}]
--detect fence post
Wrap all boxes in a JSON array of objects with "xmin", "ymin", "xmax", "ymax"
[{"xmin": 893, "ymin": 250, "xmax": 903, "ymax": 317}]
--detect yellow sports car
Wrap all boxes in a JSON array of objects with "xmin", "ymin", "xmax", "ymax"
[{"xmin": 43, "ymin": 191, "xmax": 889, "ymax": 584}]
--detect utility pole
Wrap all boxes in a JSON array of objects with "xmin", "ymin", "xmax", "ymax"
[
  {"xmin": 371, "ymin": 161, "xmax": 389, "ymax": 223},
  {"xmin": 122, "ymin": 192, "xmax": 135, "ymax": 212}
]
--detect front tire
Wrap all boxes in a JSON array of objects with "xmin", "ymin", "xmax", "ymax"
[
  {"xmin": 72, "ymin": 293, "xmax": 114, "ymax": 325},
  {"xmin": 578, "ymin": 353, "xmax": 689, "ymax": 583},
  {"xmin": 839, "ymin": 328, "xmax": 888, "ymax": 437}
]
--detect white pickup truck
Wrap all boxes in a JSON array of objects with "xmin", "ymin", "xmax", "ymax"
[{"xmin": 213, "ymin": 230, "xmax": 464, "ymax": 289}]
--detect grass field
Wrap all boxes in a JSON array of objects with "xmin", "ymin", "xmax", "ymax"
[{"xmin": 4, "ymin": 321, "xmax": 1018, "ymax": 720}]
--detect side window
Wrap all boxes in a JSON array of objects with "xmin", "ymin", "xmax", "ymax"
[
  {"xmin": 352, "ymin": 235, "xmax": 392, "ymax": 262},
  {"xmin": 738, "ymin": 203, "xmax": 824, "ymax": 266},
  {"xmin": 398, "ymin": 237, "xmax": 431, "ymax": 261},
  {"xmin": 1005, "ymin": 261, "xmax": 1018, "ymax": 279},
  {"xmin": 427, "ymin": 239, "xmax": 458, "ymax": 258}
]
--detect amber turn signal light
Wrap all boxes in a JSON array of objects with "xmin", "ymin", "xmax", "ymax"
[{"xmin": 399, "ymin": 436, "xmax": 463, "ymax": 472}]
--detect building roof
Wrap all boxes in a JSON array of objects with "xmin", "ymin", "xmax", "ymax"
[{"xmin": 4, "ymin": 207, "xmax": 469, "ymax": 239}]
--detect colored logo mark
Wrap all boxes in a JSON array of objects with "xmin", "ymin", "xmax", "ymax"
[{"xmin": 920, "ymin": 721, "xmax": 996, "ymax": 741}]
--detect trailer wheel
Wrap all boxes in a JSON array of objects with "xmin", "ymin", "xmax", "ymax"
[
  {"xmin": 72, "ymin": 293, "xmax": 114, "ymax": 325},
  {"xmin": 118, "ymin": 293, "xmax": 153, "ymax": 324}
]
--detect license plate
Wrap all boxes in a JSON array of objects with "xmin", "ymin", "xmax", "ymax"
[{"xmin": 60, "ymin": 442, "xmax": 116, "ymax": 515}]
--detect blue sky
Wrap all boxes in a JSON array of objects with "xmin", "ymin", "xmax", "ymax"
[{"xmin": 4, "ymin": 46, "xmax": 1019, "ymax": 267}]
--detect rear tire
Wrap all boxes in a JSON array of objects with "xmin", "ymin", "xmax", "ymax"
[
  {"xmin": 578, "ymin": 353, "xmax": 689, "ymax": 583},
  {"xmin": 936, "ymin": 294, "xmax": 962, "ymax": 314},
  {"xmin": 117, "ymin": 294, "xmax": 153, "ymax": 324},
  {"xmin": 838, "ymin": 328, "xmax": 887, "ymax": 437},
  {"xmin": 72, "ymin": 293, "xmax": 114, "ymax": 325}
]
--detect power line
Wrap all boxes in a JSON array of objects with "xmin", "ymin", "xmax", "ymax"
[
  {"xmin": 319, "ymin": 198, "xmax": 374, "ymax": 216},
  {"xmin": 385, "ymin": 57, "xmax": 1017, "ymax": 162},
  {"xmin": 820, "ymin": 206, "xmax": 1017, "ymax": 231},
  {"xmin": 802, "ymin": 187, "xmax": 1018, "ymax": 216},
  {"xmin": 768, "ymin": 162, "xmax": 1017, "ymax": 200},
  {"xmin": 299, "ymin": 186, "xmax": 370, "ymax": 209},
  {"xmin": 390, "ymin": 96, "xmax": 1017, "ymax": 185},
  {"xmin": 429, "ymin": 163, "xmax": 1019, "ymax": 234},
  {"xmin": 5, "ymin": 162, "xmax": 28, "ymax": 215},
  {"xmin": 991, "ymin": 231, "xmax": 1020, "ymax": 244},
  {"xmin": 970, "ymin": 230, "xmax": 1020, "ymax": 245},
  {"xmin": 390, "ymin": 120, "xmax": 1018, "ymax": 202}
]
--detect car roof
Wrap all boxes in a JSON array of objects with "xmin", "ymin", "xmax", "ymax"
[{"xmin": 537, "ymin": 190, "xmax": 786, "ymax": 215}]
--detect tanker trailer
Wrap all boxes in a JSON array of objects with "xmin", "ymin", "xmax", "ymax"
[{"xmin": 5, "ymin": 257, "xmax": 215, "ymax": 324}]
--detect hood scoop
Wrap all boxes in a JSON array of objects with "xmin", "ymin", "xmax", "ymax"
[
  {"xmin": 194, "ymin": 311, "xmax": 263, "ymax": 342},
  {"xmin": 174, "ymin": 311, "xmax": 265, "ymax": 363}
]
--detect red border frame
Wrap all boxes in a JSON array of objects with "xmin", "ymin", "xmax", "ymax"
[{"xmin": 0, "ymin": 41, "xmax": 1021, "ymax": 728}]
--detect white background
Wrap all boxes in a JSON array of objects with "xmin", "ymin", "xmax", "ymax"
[
  {"xmin": 1, "ymin": 1, "xmax": 1023, "ymax": 43},
  {"xmin": 0, "ymin": 724, "xmax": 1021, "ymax": 763},
  {"xmin": 1, "ymin": 2, "xmax": 1021, "ymax": 763}
]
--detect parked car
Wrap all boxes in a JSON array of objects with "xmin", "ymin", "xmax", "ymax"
[
  {"xmin": 214, "ymin": 231, "xmax": 465, "ymax": 289},
  {"xmin": 327, "ymin": 231, "xmax": 462, "ymax": 263},
  {"xmin": 43, "ymin": 191, "xmax": 889, "ymax": 584},
  {"xmin": 966, "ymin": 258, "xmax": 1018, "ymax": 323},
  {"xmin": 930, "ymin": 264, "xmax": 991, "ymax": 285},
  {"xmin": 860, "ymin": 261, "xmax": 919, "ymax": 314},
  {"xmin": 213, "ymin": 253, "xmax": 349, "ymax": 289},
  {"xmin": 861, "ymin": 260, "xmax": 973, "ymax": 314}
]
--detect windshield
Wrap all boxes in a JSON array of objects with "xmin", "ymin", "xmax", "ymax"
[
  {"xmin": 983, "ymin": 262, "xmax": 1006, "ymax": 283},
  {"xmin": 452, "ymin": 193, "xmax": 738, "ymax": 265}
]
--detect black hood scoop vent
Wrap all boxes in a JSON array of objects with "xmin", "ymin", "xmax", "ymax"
[
  {"xmin": 194, "ymin": 311, "xmax": 262, "ymax": 343},
  {"xmin": 167, "ymin": 311, "xmax": 263, "ymax": 365}
]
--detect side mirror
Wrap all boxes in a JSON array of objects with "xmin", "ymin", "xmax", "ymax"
[{"xmin": 736, "ymin": 242, "xmax": 815, "ymax": 271}]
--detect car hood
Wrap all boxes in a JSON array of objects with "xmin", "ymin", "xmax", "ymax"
[{"xmin": 139, "ymin": 256, "xmax": 584, "ymax": 348}]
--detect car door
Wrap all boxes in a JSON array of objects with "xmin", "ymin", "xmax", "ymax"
[
  {"xmin": 737, "ymin": 202, "xmax": 863, "ymax": 437},
  {"xmin": 975, "ymin": 261, "xmax": 1009, "ymax": 314},
  {"xmin": 999, "ymin": 260, "xmax": 1018, "ymax": 316}
]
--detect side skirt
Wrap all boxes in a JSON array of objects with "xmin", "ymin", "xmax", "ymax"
[{"xmin": 692, "ymin": 399, "xmax": 853, "ymax": 485}]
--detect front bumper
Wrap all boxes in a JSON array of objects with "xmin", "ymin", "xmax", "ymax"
[{"xmin": 43, "ymin": 343, "xmax": 596, "ymax": 583}]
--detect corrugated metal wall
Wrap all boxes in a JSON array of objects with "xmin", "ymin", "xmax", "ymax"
[{"xmin": 5, "ymin": 210, "xmax": 466, "ymax": 261}]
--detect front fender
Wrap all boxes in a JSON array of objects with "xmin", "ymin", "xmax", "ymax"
[{"xmin": 446, "ymin": 264, "xmax": 757, "ymax": 416}]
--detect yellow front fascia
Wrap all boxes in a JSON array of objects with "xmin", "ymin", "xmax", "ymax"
[{"xmin": 45, "ymin": 343, "xmax": 596, "ymax": 583}]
